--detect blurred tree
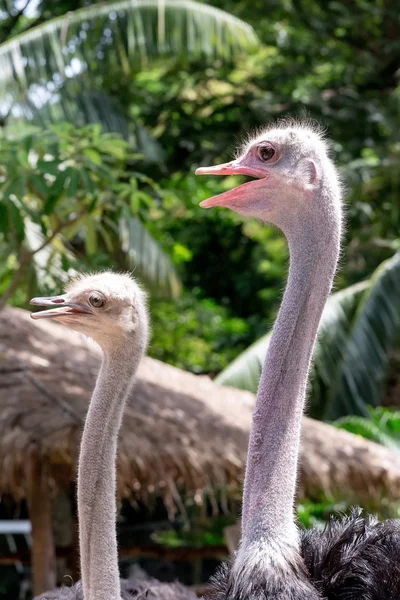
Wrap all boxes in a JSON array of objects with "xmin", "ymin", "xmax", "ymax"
[
  {"xmin": 149, "ymin": 290, "xmax": 249, "ymax": 375},
  {"xmin": 0, "ymin": 122, "xmax": 180, "ymax": 307},
  {"xmin": 1, "ymin": 0, "xmax": 399, "ymax": 398},
  {"xmin": 117, "ymin": 0, "xmax": 400, "ymax": 332},
  {"xmin": 0, "ymin": 0, "xmax": 257, "ymax": 307},
  {"xmin": 0, "ymin": 0, "xmax": 256, "ymax": 132}
]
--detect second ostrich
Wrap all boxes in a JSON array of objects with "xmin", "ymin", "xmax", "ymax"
[
  {"xmin": 196, "ymin": 120, "xmax": 400, "ymax": 599},
  {"xmin": 30, "ymin": 272, "xmax": 196, "ymax": 600}
]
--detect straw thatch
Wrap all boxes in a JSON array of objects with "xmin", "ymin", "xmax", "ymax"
[{"xmin": 1, "ymin": 306, "xmax": 400, "ymax": 513}]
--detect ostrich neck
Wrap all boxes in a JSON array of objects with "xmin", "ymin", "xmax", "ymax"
[
  {"xmin": 78, "ymin": 342, "xmax": 141, "ymax": 600},
  {"xmin": 241, "ymin": 218, "xmax": 340, "ymax": 554}
]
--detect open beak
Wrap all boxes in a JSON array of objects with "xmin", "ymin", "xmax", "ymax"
[
  {"xmin": 195, "ymin": 160, "xmax": 267, "ymax": 208},
  {"xmin": 30, "ymin": 295, "xmax": 92, "ymax": 320}
]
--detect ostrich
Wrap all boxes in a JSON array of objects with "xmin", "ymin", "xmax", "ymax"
[
  {"xmin": 30, "ymin": 272, "xmax": 196, "ymax": 600},
  {"xmin": 196, "ymin": 120, "xmax": 400, "ymax": 599}
]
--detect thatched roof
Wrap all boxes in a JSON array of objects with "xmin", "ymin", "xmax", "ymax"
[{"xmin": 1, "ymin": 306, "xmax": 400, "ymax": 512}]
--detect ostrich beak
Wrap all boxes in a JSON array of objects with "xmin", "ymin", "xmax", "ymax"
[
  {"xmin": 195, "ymin": 161, "xmax": 240, "ymax": 177},
  {"xmin": 30, "ymin": 295, "xmax": 92, "ymax": 319},
  {"xmin": 195, "ymin": 160, "xmax": 267, "ymax": 208}
]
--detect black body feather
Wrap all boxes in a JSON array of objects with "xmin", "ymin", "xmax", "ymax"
[
  {"xmin": 206, "ymin": 509, "xmax": 400, "ymax": 600},
  {"xmin": 34, "ymin": 578, "xmax": 197, "ymax": 599},
  {"xmin": 34, "ymin": 510, "xmax": 400, "ymax": 600}
]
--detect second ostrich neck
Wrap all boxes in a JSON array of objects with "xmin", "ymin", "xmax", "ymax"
[
  {"xmin": 241, "ymin": 219, "xmax": 340, "ymax": 557},
  {"xmin": 78, "ymin": 341, "xmax": 141, "ymax": 600}
]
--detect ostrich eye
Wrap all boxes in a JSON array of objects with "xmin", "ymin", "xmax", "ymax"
[
  {"xmin": 89, "ymin": 294, "xmax": 105, "ymax": 308},
  {"xmin": 258, "ymin": 144, "xmax": 276, "ymax": 162}
]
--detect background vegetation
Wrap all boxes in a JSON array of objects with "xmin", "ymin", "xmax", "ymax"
[
  {"xmin": 1, "ymin": 0, "xmax": 399, "ymax": 417},
  {"xmin": 0, "ymin": 0, "xmax": 399, "ymax": 572}
]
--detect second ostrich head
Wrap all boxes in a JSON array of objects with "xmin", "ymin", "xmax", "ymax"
[
  {"xmin": 31, "ymin": 271, "xmax": 148, "ymax": 352},
  {"xmin": 30, "ymin": 272, "xmax": 149, "ymax": 600}
]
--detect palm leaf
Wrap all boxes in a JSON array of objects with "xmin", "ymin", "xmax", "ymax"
[
  {"xmin": 215, "ymin": 282, "xmax": 369, "ymax": 402},
  {"xmin": 119, "ymin": 216, "xmax": 181, "ymax": 298},
  {"xmin": 333, "ymin": 415, "xmax": 400, "ymax": 452},
  {"xmin": 215, "ymin": 329, "xmax": 269, "ymax": 394},
  {"xmin": 326, "ymin": 252, "xmax": 400, "ymax": 418},
  {"xmin": 370, "ymin": 406, "xmax": 400, "ymax": 440},
  {"xmin": 0, "ymin": 0, "xmax": 257, "ymax": 123},
  {"xmin": 308, "ymin": 281, "xmax": 369, "ymax": 419}
]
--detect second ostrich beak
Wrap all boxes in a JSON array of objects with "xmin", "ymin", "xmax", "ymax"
[{"xmin": 30, "ymin": 295, "xmax": 92, "ymax": 319}]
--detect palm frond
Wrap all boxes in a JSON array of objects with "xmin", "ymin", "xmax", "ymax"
[
  {"xmin": 215, "ymin": 331, "xmax": 270, "ymax": 393},
  {"xmin": 0, "ymin": 0, "xmax": 257, "ymax": 122},
  {"xmin": 119, "ymin": 216, "xmax": 181, "ymax": 298},
  {"xmin": 215, "ymin": 282, "xmax": 370, "ymax": 400},
  {"xmin": 326, "ymin": 252, "xmax": 400, "ymax": 418},
  {"xmin": 309, "ymin": 281, "xmax": 369, "ymax": 418},
  {"xmin": 333, "ymin": 415, "xmax": 400, "ymax": 452}
]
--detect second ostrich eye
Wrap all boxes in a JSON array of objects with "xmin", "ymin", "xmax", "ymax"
[
  {"xmin": 89, "ymin": 294, "xmax": 105, "ymax": 308},
  {"xmin": 258, "ymin": 144, "xmax": 276, "ymax": 162}
]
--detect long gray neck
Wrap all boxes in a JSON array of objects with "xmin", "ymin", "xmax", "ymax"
[
  {"xmin": 240, "ymin": 214, "xmax": 341, "ymax": 554},
  {"xmin": 78, "ymin": 337, "xmax": 144, "ymax": 600}
]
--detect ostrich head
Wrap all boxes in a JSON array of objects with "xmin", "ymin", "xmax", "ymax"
[
  {"xmin": 196, "ymin": 120, "xmax": 342, "ymax": 233},
  {"xmin": 30, "ymin": 272, "xmax": 148, "ymax": 351}
]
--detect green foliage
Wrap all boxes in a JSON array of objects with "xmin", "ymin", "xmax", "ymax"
[
  {"xmin": 1, "ymin": 0, "xmax": 400, "ymax": 420},
  {"xmin": 0, "ymin": 122, "xmax": 180, "ymax": 306},
  {"xmin": 0, "ymin": 0, "xmax": 257, "ymax": 131},
  {"xmin": 150, "ymin": 291, "xmax": 249, "ymax": 374},
  {"xmin": 158, "ymin": 172, "xmax": 288, "ymax": 325},
  {"xmin": 153, "ymin": 515, "xmax": 234, "ymax": 548},
  {"xmin": 309, "ymin": 282, "xmax": 370, "ymax": 419},
  {"xmin": 326, "ymin": 252, "xmax": 400, "ymax": 418},
  {"xmin": 333, "ymin": 406, "xmax": 400, "ymax": 452},
  {"xmin": 153, "ymin": 494, "xmax": 396, "ymax": 550},
  {"xmin": 296, "ymin": 500, "xmax": 348, "ymax": 530}
]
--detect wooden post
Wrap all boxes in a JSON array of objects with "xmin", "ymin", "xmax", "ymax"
[{"xmin": 27, "ymin": 454, "xmax": 57, "ymax": 596}]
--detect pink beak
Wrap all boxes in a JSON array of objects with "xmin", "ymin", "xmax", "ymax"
[
  {"xmin": 195, "ymin": 161, "xmax": 267, "ymax": 208},
  {"xmin": 30, "ymin": 295, "xmax": 92, "ymax": 319},
  {"xmin": 195, "ymin": 161, "xmax": 239, "ymax": 177}
]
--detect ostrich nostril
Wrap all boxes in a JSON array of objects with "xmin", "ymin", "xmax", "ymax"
[{"xmin": 51, "ymin": 298, "xmax": 65, "ymax": 304}]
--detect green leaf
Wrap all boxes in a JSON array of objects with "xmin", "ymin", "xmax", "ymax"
[
  {"xmin": 333, "ymin": 413, "xmax": 400, "ymax": 452},
  {"xmin": 43, "ymin": 171, "xmax": 67, "ymax": 214},
  {"xmin": 84, "ymin": 217, "xmax": 97, "ymax": 256},
  {"xmin": 9, "ymin": 198, "xmax": 25, "ymax": 242},
  {"xmin": 66, "ymin": 168, "xmax": 80, "ymax": 199},
  {"xmin": 130, "ymin": 192, "xmax": 140, "ymax": 214},
  {"xmin": 22, "ymin": 135, "xmax": 33, "ymax": 153},
  {"xmin": 37, "ymin": 160, "xmax": 59, "ymax": 177},
  {"xmin": 0, "ymin": 202, "xmax": 8, "ymax": 235},
  {"xmin": 16, "ymin": 150, "xmax": 30, "ymax": 169},
  {"xmin": 30, "ymin": 173, "xmax": 49, "ymax": 198},
  {"xmin": 80, "ymin": 169, "xmax": 95, "ymax": 195},
  {"xmin": 1, "ymin": 177, "xmax": 20, "ymax": 200},
  {"xmin": 326, "ymin": 252, "xmax": 400, "ymax": 418},
  {"xmin": 119, "ymin": 217, "xmax": 181, "ymax": 298},
  {"xmin": 98, "ymin": 224, "xmax": 114, "ymax": 253},
  {"xmin": 83, "ymin": 148, "xmax": 102, "ymax": 166}
]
